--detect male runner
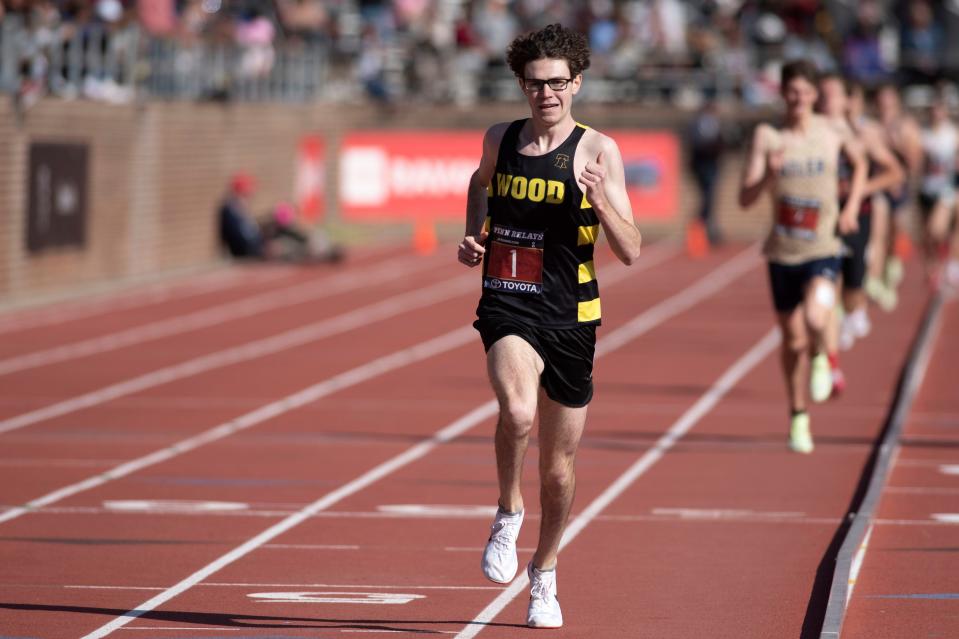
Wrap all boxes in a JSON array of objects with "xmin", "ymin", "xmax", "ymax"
[
  {"xmin": 917, "ymin": 94, "xmax": 959, "ymax": 288},
  {"xmin": 817, "ymin": 74, "xmax": 903, "ymax": 365},
  {"xmin": 739, "ymin": 60, "xmax": 865, "ymax": 453},
  {"xmin": 874, "ymin": 83, "xmax": 924, "ymax": 306},
  {"xmin": 457, "ymin": 23, "xmax": 641, "ymax": 628}
]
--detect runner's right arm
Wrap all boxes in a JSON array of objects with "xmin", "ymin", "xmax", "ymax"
[
  {"xmin": 459, "ymin": 124, "xmax": 507, "ymax": 267},
  {"xmin": 738, "ymin": 124, "xmax": 779, "ymax": 208}
]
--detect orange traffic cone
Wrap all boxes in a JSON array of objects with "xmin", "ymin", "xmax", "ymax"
[
  {"xmin": 413, "ymin": 219, "xmax": 438, "ymax": 255},
  {"xmin": 893, "ymin": 229, "xmax": 914, "ymax": 261},
  {"xmin": 685, "ymin": 219, "xmax": 709, "ymax": 259}
]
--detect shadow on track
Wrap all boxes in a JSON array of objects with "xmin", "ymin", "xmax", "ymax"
[{"xmin": 0, "ymin": 602, "xmax": 526, "ymax": 634}]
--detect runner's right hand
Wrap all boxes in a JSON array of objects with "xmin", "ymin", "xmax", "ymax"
[{"xmin": 458, "ymin": 231, "xmax": 489, "ymax": 267}]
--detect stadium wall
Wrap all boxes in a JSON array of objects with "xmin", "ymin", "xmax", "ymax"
[{"xmin": 0, "ymin": 99, "xmax": 763, "ymax": 305}]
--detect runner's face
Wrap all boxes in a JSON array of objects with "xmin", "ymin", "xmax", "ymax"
[
  {"xmin": 877, "ymin": 87, "xmax": 899, "ymax": 118},
  {"xmin": 817, "ymin": 78, "xmax": 847, "ymax": 118},
  {"xmin": 521, "ymin": 58, "xmax": 581, "ymax": 125},
  {"xmin": 782, "ymin": 76, "xmax": 817, "ymax": 119}
]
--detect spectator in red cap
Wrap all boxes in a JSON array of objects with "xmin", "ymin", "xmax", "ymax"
[{"xmin": 219, "ymin": 172, "xmax": 264, "ymax": 258}]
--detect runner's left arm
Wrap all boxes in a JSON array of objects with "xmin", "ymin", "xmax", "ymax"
[
  {"xmin": 862, "ymin": 124, "xmax": 905, "ymax": 196},
  {"xmin": 839, "ymin": 133, "xmax": 867, "ymax": 234},
  {"xmin": 579, "ymin": 137, "xmax": 642, "ymax": 265}
]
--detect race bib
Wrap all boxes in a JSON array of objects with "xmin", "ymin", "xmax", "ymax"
[
  {"xmin": 483, "ymin": 224, "xmax": 544, "ymax": 294},
  {"xmin": 775, "ymin": 196, "xmax": 820, "ymax": 241}
]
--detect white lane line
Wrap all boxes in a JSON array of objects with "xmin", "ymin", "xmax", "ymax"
[
  {"xmin": 453, "ymin": 327, "xmax": 780, "ymax": 639},
  {"xmin": 0, "ymin": 267, "xmax": 292, "ymax": 335},
  {"xmin": 650, "ymin": 508, "xmax": 806, "ymax": 520},
  {"xmin": 262, "ymin": 544, "xmax": 360, "ymax": 550},
  {"xmin": 0, "ymin": 326, "xmax": 480, "ymax": 526},
  {"xmin": 0, "ymin": 458, "xmax": 127, "ymax": 468},
  {"xmin": 886, "ymin": 487, "xmax": 959, "ymax": 495},
  {"xmin": 117, "ymin": 628, "xmax": 241, "ymax": 632},
  {"xmin": 0, "ymin": 243, "xmax": 678, "ymax": 440},
  {"xmin": 0, "ymin": 254, "xmax": 443, "ymax": 377},
  {"xmin": 76, "ymin": 246, "xmax": 758, "ymax": 639},
  {"xmin": 0, "ymin": 273, "xmax": 471, "ymax": 437},
  {"xmin": 940, "ymin": 465, "xmax": 959, "ymax": 476},
  {"xmin": 60, "ymin": 583, "xmax": 506, "ymax": 591},
  {"xmin": 64, "ymin": 585, "xmax": 165, "ymax": 591},
  {"xmin": 445, "ymin": 547, "xmax": 537, "ymax": 553},
  {"xmin": 77, "ymin": 401, "xmax": 501, "ymax": 639},
  {"xmin": 376, "ymin": 505, "xmax": 498, "ymax": 517},
  {"xmin": 341, "ymin": 632, "xmax": 458, "ymax": 635},
  {"xmin": 932, "ymin": 513, "xmax": 959, "ymax": 523}
]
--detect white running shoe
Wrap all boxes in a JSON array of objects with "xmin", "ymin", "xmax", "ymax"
[
  {"xmin": 838, "ymin": 316, "xmax": 857, "ymax": 352},
  {"xmin": 481, "ymin": 507, "xmax": 523, "ymax": 584},
  {"xmin": 527, "ymin": 563, "xmax": 563, "ymax": 628},
  {"xmin": 789, "ymin": 412, "xmax": 814, "ymax": 454},
  {"xmin": 850, "ymin": 308, "xmax": 871, "ymax": 339},
  {"xmin": 809, "ymin": 352, "xmax": 832, "ymax": 403}
]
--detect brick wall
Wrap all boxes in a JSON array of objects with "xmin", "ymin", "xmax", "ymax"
[{"xmin": 0, "ymin": 99, "xmax": 768, "ymax": 304}]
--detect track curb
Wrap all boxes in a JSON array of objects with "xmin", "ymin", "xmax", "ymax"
[{"xmin": 819, "ymin": 291, "xmax": 947, "ymax": 638}]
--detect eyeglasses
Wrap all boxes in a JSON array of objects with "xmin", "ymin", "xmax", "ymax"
[{"xmin": 522, "ymin": 77, "xmax": 573, "ymax": 92}]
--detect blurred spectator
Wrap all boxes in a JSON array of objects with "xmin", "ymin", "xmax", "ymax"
[
  {"xmin": 841, "ymin": 0, "xmax": 891, "ymax": 87},
  {"xmin": 687, "ymin": 99, "xmax": 725, "ymax": 246},
  {"xmin": 5, "ymin": 0, "xmax": 959, "ymax": 108},
  {"xmin": 900, "ymin": 0, "xmax": 943, "ymax": 86},
  {"xmin": 235, "ymin": 6, "xmax": 275, "ymax": 78},
  {"xmin": 218, "ymin": 173, "xmax": 344, "ymax": 263},
  {"xmin": 220, "ymin": 173, "xmax": 264, "ymax": 258}
]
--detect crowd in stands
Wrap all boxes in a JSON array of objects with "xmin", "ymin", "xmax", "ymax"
[{"xmin": 3, "ymin": 0, "xmax": 959, "ymax": 105}]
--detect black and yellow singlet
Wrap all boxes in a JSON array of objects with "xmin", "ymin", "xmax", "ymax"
[{"xmin": 477, "ymin": 119, "xmax": 601, "ymax": 328}]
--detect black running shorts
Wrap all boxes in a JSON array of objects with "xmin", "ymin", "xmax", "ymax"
[
  {"xmin": 767, "ymin": 256, "xmax": 841, "ymax": 313},
  {"xmin": 473, "ymin": 316, "xmax": 596, "ymax": 407},
  {"xmin": 840, "ymin": 212, "xmax": 872, "ymax": 290}
]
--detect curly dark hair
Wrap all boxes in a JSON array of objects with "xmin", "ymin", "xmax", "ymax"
[
  {"xmin": 780, "ymin": 59, "xmax": 819, "ymax": 89},
  {"xmin": 506, "ymin": 24, "xmax": 591, "ymax": 79}
]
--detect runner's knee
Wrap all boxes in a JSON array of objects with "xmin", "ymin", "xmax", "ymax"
[
  {"xmin": 784, "ymin": 332, "xmax": 808, "ymax": 355},
  {"xmin": 540, "ymin": 461, "xmax": 575, "ymax": 496},
  {"xmin": 498, "ymin": 397, "xmax": 537, "ymax": 436}
]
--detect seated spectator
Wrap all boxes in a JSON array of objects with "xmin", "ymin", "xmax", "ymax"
[
  {"xmin": 218, "ymin": 173, "xmax": 344, "ymax": 264},
  {"xmin": 219, "ymin": 173, "xmax": 264, "ymax": 258}
]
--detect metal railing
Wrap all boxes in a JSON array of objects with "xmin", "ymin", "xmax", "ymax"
[{"xmin": 0, "ymin": 17, "xmax": 739, "ymax": 106}]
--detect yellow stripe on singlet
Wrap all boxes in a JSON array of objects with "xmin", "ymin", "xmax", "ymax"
[
  {"xmin": 578, "ymin": 260, "xmax": 596, "ymax": 284},
  {"xmin": 483, "ymin": 216, "xmax": 491, "ymax": 233},
  {"xmin": 578, "ymin": 224, "xmax": 599, "ymax": 245},
  {"xmin": 578, "ymin": 298, "xmax": 601, "ymax": 322}
]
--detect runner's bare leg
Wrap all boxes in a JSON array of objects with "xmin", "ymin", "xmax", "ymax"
[
  {"xmin": 487, "ymin": 336, "xmax": 545, "ymax": 514},
  {"xmin": 532, "ymin": 391, "xmax": 588, "ymax": 570}
]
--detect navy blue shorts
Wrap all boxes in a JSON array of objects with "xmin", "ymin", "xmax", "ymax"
[{"xmin": 767, "ymin": 256, "xmax": 841, "ymax": 313}]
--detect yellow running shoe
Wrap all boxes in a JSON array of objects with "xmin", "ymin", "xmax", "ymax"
[
  {"xmin": 885, "ymin": 256, "xmax": 904, "ymax": 287},
  {"xmin": 789, "ymin": 412, "xmax": 814, "ymax": 454},
  {"xmin": 809, "ymin": 352, "xmax": 832, "ymax": 403}
]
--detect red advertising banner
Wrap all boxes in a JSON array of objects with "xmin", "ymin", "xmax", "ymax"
[
  {"xmin": 338, "ymin": 130, "xmax": 678, "ymax": 222},
  {"xmin": 296, "ymin": 136, "xmax": 325, "ymax": 222},
  {"xmin": 608, "ymin": 130, "xmax": 679, "ymax": 221},
  {"xmin": 339, "ymin": 132, "xmax": 482, "ymax": 220}
]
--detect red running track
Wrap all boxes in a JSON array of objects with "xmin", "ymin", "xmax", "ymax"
[
  {"xmin": 841, "ymin": 294, "xmax": 959, "ymax": 638},
  {"xmin": 0, "ymin": 241, "xmax": 946, "ymax": 639}
]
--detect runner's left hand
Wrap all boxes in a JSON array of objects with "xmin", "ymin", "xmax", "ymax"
[
  {"xmin": 579, "ymin": 151, "xmax": 609, "ymax": 210},
  {"xmin": 838, "ymin": 209, "xmax": 859, "ymax": 235}
]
